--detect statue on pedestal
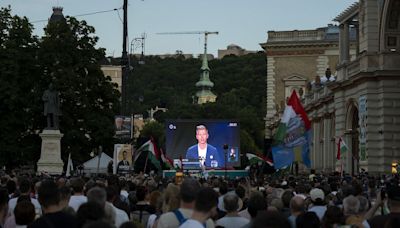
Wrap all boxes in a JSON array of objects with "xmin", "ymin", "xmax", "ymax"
[{"xmin": 42, "ymin": 83, "xmax": 61, "ymax": 129}]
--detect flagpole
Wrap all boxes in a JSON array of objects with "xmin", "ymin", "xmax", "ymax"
[
  {"xmin": 97, "ymin": 146, "xmax": 102, "ymax": 177},
  {"xmin": 340, "ymin": 157, "xmax": 344, "ymax": 178},
  {"xmin": 143, "ymin": 152, "xmax": 149, "ymax": 173},
  {"xmin": 179, "ymin": 155, "xmax": 183, "ymax": 173},
  {"xmin": 66, "ymin": 153, "xmax": 72, "ymax": 177}
]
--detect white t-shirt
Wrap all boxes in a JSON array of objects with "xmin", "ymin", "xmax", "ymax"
[
  {"xmin": 108, "ymin": 202, "xmax": 129, "ymax": 228},
  {"xmin": 238, "ymin": 209, "xmax": 251, "ymax": 220},
  {"xmin": 157, "ymin": 208, "xmax": 215, "ymax": 228},
  {"xmin": 198, "ymin": 145, "xmax": 207, "ymax": 166},
  {"xmin": 147, "ymin": 214, "xmax": 157, "ymax": 228},
  {"xmin": 362, "ymin": 220, "xmax": 370, "ymax": 228},
  {"xmin": 8, "ymin": 196, "xmax": 41, "ymax": 216},
  {"xmin": 216, "ymin": 216, "xmax": 249, "ymax": 228},
  {"xmin": 308, "ymin": 205, "xmax": 327, "ymax": 220},
  {"xmin": 121, "ymin": 190, "xmax": 129, "ymax": 198},
  {"xmin": 180, "ymin": 219, "xmax": 205, "ymax": 228},
  {"xmin": 68, "ymin": 195, "xmax": 87, "ymax": 212}
]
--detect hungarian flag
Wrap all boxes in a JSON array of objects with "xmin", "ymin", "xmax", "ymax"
[
  {"xmin": 160, "ymin": 149, "xmax": 173, "ymax": 170},
  {"xmin": 246, "ymin": 153, "xmax": 274, "ymax": 166},
  {"xmin": 274, "ymin": 91, "xmax": 311, "ymax": 143},
  {"xmin": 272, "ymin": 91, "xmax": 311, "ymax": 169},
  {"xmin": 134, "ymin": 138, "xmax": 161, "ymax": 170},
  {"xmin": 246, "ymin": 153, "xmax": 265, "ymax": 165},
  {"xmin": 336, "ymin": 137, "xmax": 348, "ymax": 160}
]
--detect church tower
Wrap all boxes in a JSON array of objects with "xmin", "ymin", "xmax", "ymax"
[{"xmin": 195, "ymin": 43, "xmax": 217, "ymax": 104}]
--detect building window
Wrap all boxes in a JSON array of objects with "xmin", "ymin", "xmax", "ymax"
[{"xmin": 283, "ymin": 75, "xmax": 307, "ymax": 100}]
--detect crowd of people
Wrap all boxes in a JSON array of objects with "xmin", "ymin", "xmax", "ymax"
[{"xmin": 0, "ymin": 169, "xmax": 399, "ymax": 228}]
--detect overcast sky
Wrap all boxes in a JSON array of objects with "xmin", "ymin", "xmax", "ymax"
[{"xmin": 3, "ymin": 0, "xmax": 355, "ymax": 57}]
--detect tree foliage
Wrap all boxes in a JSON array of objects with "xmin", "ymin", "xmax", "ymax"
[
  {"xmin": 129, "ymin": 53, "xmax": 266, "ymax": 155},
  {"xmin": 0, "ymin": 7, "xmax": 41, "ymax": 167},
  {"xmin": 38, "ymin": 16, "xmax": 120, "ymax": 162},
  {"xmin": 0, "ymin": 7, "xmax": 120, "ymax": 167}
]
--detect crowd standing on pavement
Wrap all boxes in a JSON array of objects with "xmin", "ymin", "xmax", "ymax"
[{"xmin": 0, "ymin": 168, "xmax": 399, "ymax": 228}]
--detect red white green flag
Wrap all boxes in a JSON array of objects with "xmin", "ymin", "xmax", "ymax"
[
  {"xmin": 272, "ymin": 91, "xmax": 312, "ymax": 169},
  {"xmin": 246, "ymin": 153, "xmax": 273, "ymax": 166},
  {"xmin": 160, "ymin": 149, "xmax": 173, "ymax": 170},
  {"xmin": 274, "ymin": 91, "xmax": 311, "ymax": 144},
  {"xmin": 134, "ymin": 138, "xmax": 161, "ymax": 170}
]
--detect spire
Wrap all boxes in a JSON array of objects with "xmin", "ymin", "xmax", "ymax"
[
  {"xmin": 201, "ymin": 43, "xmax": 210, "ymax": 71},
  {"xmin": 195, "ymin": 34, "xmax": 216, "ymax": 104}
]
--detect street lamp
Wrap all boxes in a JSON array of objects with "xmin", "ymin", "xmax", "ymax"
[{"xmin": 130, "ymin": 33, "xmax": 146, "ymax": 65}]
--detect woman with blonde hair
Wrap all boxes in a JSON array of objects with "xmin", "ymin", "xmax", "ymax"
[{"xmin": 162, "ymin": 183, "xmax": 180, "ymax": 213}]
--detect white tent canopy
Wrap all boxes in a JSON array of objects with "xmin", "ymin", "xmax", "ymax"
[{"xmin": 83, "ymin": 152, "xmax": 112, "ymax": 174}]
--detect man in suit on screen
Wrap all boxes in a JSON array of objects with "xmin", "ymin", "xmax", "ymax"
[{"xmin": 185, "ymin": 125, "xmax": 224, "ymax": 168}]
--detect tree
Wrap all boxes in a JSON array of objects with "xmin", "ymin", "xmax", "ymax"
[
  {"xmin": 0, "ymin": 7, "xmax": 41, "ymax": 167},
  {"xmin": 139, "ymin": 121, "xmax": 165, "ymax": 148},
  {"xmin": 126, "ymin": 53, "xmax": 267, "ymax": 157},
  {"xmin": 37, "ymin": 16, "xmax": 120, "ymax": 162}
]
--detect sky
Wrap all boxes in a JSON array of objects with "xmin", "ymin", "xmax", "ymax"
[{"xmin": 3, "ymin": 0, "xmax": 356, "ymax": 57}]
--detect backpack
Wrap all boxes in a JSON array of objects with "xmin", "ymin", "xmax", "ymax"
[{"xmin": 173, "ymin": 209, "xmax": 187, "ymax": 225}]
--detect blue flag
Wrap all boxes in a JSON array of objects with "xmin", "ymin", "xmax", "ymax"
[
  {"xmin": 272, "ymin": 146, "xmax": 294, "ymax": 169},
  {"xmin": 301, "ymin": 130, "xmax": 311, "ymax": 168}
]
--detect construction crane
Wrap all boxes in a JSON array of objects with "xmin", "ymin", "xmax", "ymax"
[{"xmin": 156, "ymin": 31, "xmax": 219, "ymax": 56}]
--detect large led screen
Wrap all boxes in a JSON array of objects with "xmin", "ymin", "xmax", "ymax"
[{"xmin": 166, "ymin": 120, "xmax": 240, "ymax": 168}]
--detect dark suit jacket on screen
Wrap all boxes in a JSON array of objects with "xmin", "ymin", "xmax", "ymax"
[{"xmin": 185, "ymin": 144, "xmax": 224, "ymax": 168}]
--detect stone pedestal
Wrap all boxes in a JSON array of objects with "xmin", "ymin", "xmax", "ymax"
[{"xmin": 37, "ymin": 130, "xmax": 64, "ymax": 175}]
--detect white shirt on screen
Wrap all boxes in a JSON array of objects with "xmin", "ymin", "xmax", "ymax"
[{"xmin": 198, "ymin": 144, "xmax": 207, "ymax": 166}]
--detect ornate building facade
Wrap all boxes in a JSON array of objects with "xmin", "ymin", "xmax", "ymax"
[
  {"xmin": 101, "ymin": 65, "xmax": 122, "ymax": 92},
  {"xmin": 261, "ymin": 25, "xmax": 356, "ymax": 145},
  {"xmin": 305, "ymin": 0, "xmax": 400, "ymax": 174}
]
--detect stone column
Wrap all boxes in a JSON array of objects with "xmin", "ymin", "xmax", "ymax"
[
  {"xmin": 343, "ymin": 22, "xmax": 350, "ymax": 63},
  {"xmin": 343, "ymin": 133, "xmax": 352, "ymax": 175},
  {"xmin": 339, "ymin": 24, "xmax": 345, "ymax": 64},
  {"xmin": 265, "ymin": 57, "xmax": 276, "ymax": 139},
  {"xmin": 334, "ymin": 91, "xmax": 346, "ymax": 171},
  {"xmin": 323, "ymin": 117, "xmax": 331, "ymax": 171},
  {"xmin": 339, "ymin": 22, "xmax": 350, "ymax": 64},
  {"xmin": 313, "ymin": 121, "xmax": 320, "ymax": 170},
  {"xmin": 355, "ymin": 22, "xmax": 360, "ymax": 56}
]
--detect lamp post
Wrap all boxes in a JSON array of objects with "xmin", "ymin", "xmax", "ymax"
[
  {"xmin": 130, "ymin": 33, "xmax": 146, "ymax": 65},
  {"xmin": 121, "ymin": 0, "xmax": 129, "ymax": 115}
]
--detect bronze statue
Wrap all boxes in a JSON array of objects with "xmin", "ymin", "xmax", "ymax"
[{"xmin": 43, "ymin": 83, "xmax": 61, "ymax": 129}]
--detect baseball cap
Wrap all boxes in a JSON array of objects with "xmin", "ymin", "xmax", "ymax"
[
  {"xmin": 218, "ymin": 192, "xmax": 244, "ymax": 212},
  {"xmin": 310, "ymin": 188, "xmax": 325, "ymax": 201}
]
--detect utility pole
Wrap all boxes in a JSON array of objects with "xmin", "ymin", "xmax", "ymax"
[{"xmin": 121, "ymin": 0, "xmax": 129, "ymax": 115}]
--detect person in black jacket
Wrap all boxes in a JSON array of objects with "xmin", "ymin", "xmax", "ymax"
[
  {"xmin": 0, "ymin": 188, "xmax": 8, "ymax": 228},
  {"xmin": 28, "ymin": 180, "xmax": 78, "ymax": 228}
]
